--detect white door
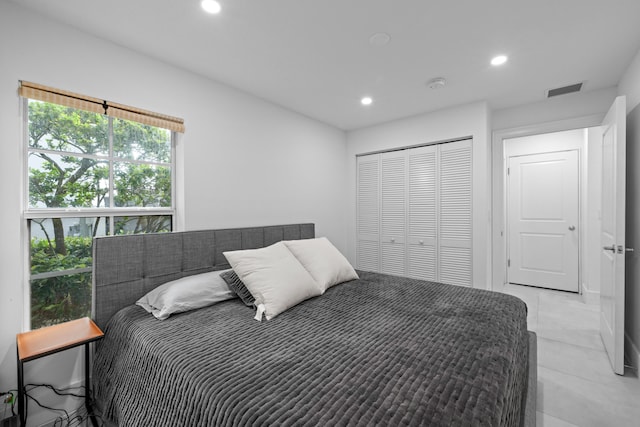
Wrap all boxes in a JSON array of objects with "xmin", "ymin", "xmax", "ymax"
[
  {"xmin": 355, "ymin": 139, "xmax": 473, "ymax": 283},
  {"xmin": 407, "ymin": 145, "xmax": 437, "ymax": 281},
  {"xmin": 508, "ymin": 150, "xmax": 579, "ymax": 292},
  {"xmin": 438, "ymin": 140, "xmax": 473, "ymax": 286},
  {"xmin": 356, "ymin": 155, "xmax": 380, "ymax": 272},
  {"xmin": 600, "ymin": 96, "xmax": 627, "ymax": 375},
  {"xmin": 380, "ymin": 151, "xmax": 407, "ymax": 276}
]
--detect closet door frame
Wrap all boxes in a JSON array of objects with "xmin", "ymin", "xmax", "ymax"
[{"xmin": 356, "ymin": 138, "xmax": 473, "ymax": 286}]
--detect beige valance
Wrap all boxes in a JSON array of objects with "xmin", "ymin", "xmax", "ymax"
[{"xmin": 19, "ymin": 81, "xmax": 185, "ymax": 133}]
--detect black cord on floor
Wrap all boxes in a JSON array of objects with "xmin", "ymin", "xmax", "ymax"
[
  {"xmin": 22, "ymin": 383, "xmax": 104, "ymax": 427},
  {"xmin": 52, "ymin": 404, "xmax": 90, "ymax": 427},
  {"xmin": 25, "ymin": 383, "xmax": 86, "ymax": 399},
  {"xmin": 26, "ymin": 392, "xmax": 71, "ymax": 423}
]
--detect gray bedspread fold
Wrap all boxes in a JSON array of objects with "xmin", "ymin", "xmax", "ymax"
[{"xmin": 93, "ymin": 271, "xmax": 529, "ymax": 426}]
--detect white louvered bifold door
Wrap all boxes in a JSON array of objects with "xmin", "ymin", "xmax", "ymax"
[
  {"xmin": 380, "ymin": 151, "xmax": 407, "ymax": 276},
  {"xmin": 355, "ymin": 139, "xmax": 472, "ymax": 283},
  {"xmin": 438, "ymin": 139, "xmax": 472, "ymax": 286},
  {"xmin": 356, "ymin": 154, "xmax": 380, "ymax": 271},
  {"xmin": 407, "ymin": 145, "xmax": 437, "ymax": 281}
]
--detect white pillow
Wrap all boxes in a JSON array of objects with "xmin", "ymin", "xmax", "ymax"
[
  {"xmin": 136, "ymin": 270, "xmax": 236, "ymax": 320},
  {"xmin": 223, "ymin": 242, "xmax": 321, "ymax": 321},
  {"xmin": 283, "ymin": 237, "xmax": 359, "ymax": 293}
]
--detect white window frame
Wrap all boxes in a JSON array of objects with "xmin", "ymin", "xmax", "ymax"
[{"xmin": 21, "ymin": 97, "xmax": 177, "ymax": 330}]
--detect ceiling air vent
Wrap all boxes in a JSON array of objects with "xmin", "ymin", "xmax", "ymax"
[{"xmin": 546, "ymin": 82, "xmax": 583, "ymax": 98}]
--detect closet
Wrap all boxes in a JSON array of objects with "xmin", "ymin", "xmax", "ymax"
[{"xmin": 356, "ymin": 139, "xmax": 472, "ymax": 286}]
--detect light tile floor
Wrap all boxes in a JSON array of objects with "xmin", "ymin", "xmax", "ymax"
[{"xmin": 498, "ymin": 284, "xmax": 640, "ymax": 427}]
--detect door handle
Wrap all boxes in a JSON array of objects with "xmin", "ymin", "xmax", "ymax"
[
  {"xmin": 617, "ymin": 245, "xmax": 634, "ymax": 254},
  {"xmin": 603, "ymin": 245, "xmax": 616, "ymax": 252},
  {"xmin": 568, "ymin": 226, "xmax": 576, "ymax": 231}
]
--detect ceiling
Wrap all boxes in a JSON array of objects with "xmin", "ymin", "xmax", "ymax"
[{"xmin": 12, "ymin": 0, "xmax": 640, "ymax": 130}]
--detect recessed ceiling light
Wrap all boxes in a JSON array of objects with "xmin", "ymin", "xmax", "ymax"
[
  {"xmin": 361, "ymin": 97, "xmax": 373, "ymax": 106},
  {"xmin": 491, "ymin": 55, "xmax": 508, "ymax": 66},
  {"xmin": 201, "ymin": 0, "xmax": 221, "ymax": 14}
]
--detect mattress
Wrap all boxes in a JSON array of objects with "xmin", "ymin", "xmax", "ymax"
[{"xmin": 93, "ymin": 271, "xmax": 529, "ymax": 426}]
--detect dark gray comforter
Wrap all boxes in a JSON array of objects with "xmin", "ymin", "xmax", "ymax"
[{"xmin": 93, "ymin": 271, "xmax": 529, "ymax": 426}]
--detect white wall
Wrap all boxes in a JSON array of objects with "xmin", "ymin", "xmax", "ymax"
[
  {"xmin": 492, "ymin": 87, "xmax": 617, "ymax": 131},
  {"xmin": 346, "ymin": 102, "xmax": 491, "ymax": 289},
  {"xmin": 618, "ymin": 47, "xmax": 640, "ymax": 371},
  {"xmin": 0, "ymin": 1, "xmax": 347, "ymax": 424},
  {"xmin": 619, "ymin": 49, "xmax": 640, "ymax": 115}
]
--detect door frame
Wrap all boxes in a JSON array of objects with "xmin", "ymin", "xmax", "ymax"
[{"xmin": 491, "ymin": 114, "xmax": 604, "ymax": 292}]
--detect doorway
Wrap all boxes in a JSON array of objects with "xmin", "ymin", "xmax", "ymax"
[
  {"xmin": 492, "ymin": 97, "xmax": 628, "ymax": 375},
  {"xmin": 499, "ymin": 127, "xmax": 600, "ymax": 295}
]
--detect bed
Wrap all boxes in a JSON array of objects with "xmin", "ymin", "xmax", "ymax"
[{"xmin": 91, "ymin": 223, "xmax": 537, "ymax": 426}]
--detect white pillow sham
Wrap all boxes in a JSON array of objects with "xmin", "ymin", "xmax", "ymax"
[
  {"xmin": 283, "ymin": 237, "xmax": 359, "ymax": 293},
  {"xmin": 223, "ymin": 241, "xmax": 321, "ymax": 321},
  {"xmin": 136, "ymin": 270, "xmax": 236, "ymax": 320}
]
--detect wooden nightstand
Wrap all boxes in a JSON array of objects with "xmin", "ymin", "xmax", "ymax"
[{"xmin": 16, "ymin": 317, "xmax": 104, "ymax": 427}]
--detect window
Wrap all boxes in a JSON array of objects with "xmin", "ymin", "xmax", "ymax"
[{"xmin": 23, "ymin": 84, "xmax": 182, "ymax": 329}]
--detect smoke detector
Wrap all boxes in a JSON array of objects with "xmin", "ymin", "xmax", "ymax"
[
  {"xmin": 426, "ymin": 77, "xmax": 447, "ymax": 90},
  {"xmin": 369, "ymin": 33, "xmax": 391, "ymax": 47}
]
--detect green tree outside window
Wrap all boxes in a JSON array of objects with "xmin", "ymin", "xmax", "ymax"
[{"xmin": 27, "ymin": 100, "xmax": 173, "ymax": 328}]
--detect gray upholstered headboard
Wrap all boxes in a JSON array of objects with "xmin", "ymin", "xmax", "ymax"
[{"xmin": 92, "ymin": 223, "xmax": 315, "ymax": 329}]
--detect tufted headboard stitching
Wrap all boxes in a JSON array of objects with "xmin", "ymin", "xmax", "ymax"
[{"xmin": 92, "ymin": 223, "xmax": 315, "ymax": 329}]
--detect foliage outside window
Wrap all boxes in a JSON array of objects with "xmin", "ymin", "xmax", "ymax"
[{"xmin": 26, "ymin": 99, "xmax": 175, "ymax": 329}]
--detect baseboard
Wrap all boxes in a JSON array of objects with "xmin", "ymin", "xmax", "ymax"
[
  {"xmin": 581, "ymin": 283, "xmax": 599, "ymax": 305},
  {"xmin": 625, "ymin": 332, "xmax": 640, "ymax": 377}
]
